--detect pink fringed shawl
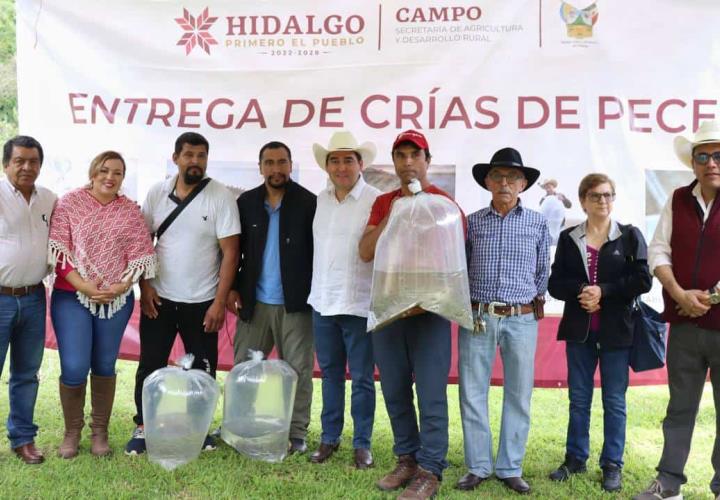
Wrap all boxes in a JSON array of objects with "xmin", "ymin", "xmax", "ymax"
[{"xmin": 48, "ymin": 188, "xmax": 157, "ymax": 318}]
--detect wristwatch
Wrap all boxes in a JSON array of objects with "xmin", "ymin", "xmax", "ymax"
[{"xmin": 709, "ymin": 285, "xmax": 720, "ymax": 305}]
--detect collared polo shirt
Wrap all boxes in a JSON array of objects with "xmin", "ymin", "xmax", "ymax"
[
  {"xmin": 309, "ymin": 176, "xmax": 381, "ymax": 317},
  {"xmin": 256, "ymin": 199, "xmax": 284, "ymax": 304},
  {"xmin": 0, "ymin": 178, "xmax": 56, "ymax": 287}
]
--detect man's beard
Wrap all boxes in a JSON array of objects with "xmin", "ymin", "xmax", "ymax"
[
  {"xmin": 268, "ymin": 174, "xmax": 289, "ymax": 189},
  {"xmin": 184, "ymin": 168, "xmax": 203, "ymax": 185}
]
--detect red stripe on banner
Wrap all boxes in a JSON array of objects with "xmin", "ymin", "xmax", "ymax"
[{"xmin": 43, "ymin": 298, "xmax": 669, "ymax": 387}]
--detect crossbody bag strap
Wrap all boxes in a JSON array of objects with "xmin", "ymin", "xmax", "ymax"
[{"xmin": 155, "ymin": 177, "xmax": 211, "ymax": 241}]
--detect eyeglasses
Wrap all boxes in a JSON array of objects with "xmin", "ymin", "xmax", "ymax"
[
  {"xmin": 693, "ymin": 152, "xmax": 720, "ymax": 166},
  {"xmin": 487, "ymin": 172, "xmax": 525, "ymax": 184},
  {"xmin": 585, "ymin": 192, "xmax": 616, "ymax": 203}
]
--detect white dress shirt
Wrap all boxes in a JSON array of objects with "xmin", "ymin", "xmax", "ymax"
[
  {"xmin": 648, "ymin": 182, "xmax": 713, "ymax": 274},
  {"xmin": 308, "ymin": 176, "xmax": 381, "ymax": 317},
  {"xmin": 0, "ymin": 178, "xmax": 56, "ymax": 287}
]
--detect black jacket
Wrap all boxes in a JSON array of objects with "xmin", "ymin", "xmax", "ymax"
[
  {"xmin": 548, "ymin": 221, "xmax": 652, "ymax": 348},
  {"xmin": 233, "ymin": 180, "xmax": 316, "ymax": 321}
]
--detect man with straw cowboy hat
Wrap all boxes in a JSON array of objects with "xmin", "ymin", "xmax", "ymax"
[
  {"xmin": 307, "ymin": 130, "xmax": 380, "ymax": 469},
  {"xmin": 635, "ymin": 120, "xmax": 720, "ymax": 500}
]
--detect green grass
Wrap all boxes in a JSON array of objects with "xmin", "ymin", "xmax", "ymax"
[{"xmin": 0, "ymin": 351, "xmax": 715, "ymax": 499}]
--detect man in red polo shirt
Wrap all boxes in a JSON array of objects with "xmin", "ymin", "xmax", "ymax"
[{"xmin": 359, "ymin": 130, "xmax": 462, "ymax": 500}]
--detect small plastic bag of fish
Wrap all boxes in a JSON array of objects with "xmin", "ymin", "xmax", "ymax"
[{"xmin": 142, "ymin": 354, "xmax": 219, "ymax": 470}]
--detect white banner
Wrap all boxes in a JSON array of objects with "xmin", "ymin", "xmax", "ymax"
[{"xmin": 16, "ymin": 0, "xmax": 719, "ymax": 311}]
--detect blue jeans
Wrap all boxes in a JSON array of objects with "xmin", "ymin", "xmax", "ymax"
[
  {"xmin": 372, "ymin": 313, "xmax": 451, "ymax": 478},
  {"xmin": 565, "ymin": 336, "xmax": 630, "ymax": 468},
  {"xmin": 458, "ymin": 310, "xmax": 538, "ymax": 479},
  {"xmin": 0, "ymin": 287, "xmax": 47, "ymax": 449},
  {"xmin": 51, "ymin": 289, "xmax": 134, "ymax": 387},
  {"xmin": 313, "ymin": 311, "xmax": 375, "ymax": 449}
]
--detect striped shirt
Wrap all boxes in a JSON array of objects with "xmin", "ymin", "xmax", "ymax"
[{"xmin": 467, "ymin": 201, "xmax": 550, "ymax": 304}]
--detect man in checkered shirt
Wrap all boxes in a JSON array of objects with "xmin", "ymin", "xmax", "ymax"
[{"xmin": 455, "ymin": 147, "xmax": 550, "ymax": 495}]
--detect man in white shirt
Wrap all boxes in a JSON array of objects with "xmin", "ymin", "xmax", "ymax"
[
  {"xmin": 0, "ymin": 136, "xmax": 56, "ymax": 464},
  {"xmin": 125, "ymin": 132, "xmax": 240, "ymax": 456},
  {"xmin": 539, "ymin": 178, "xmax": 570, "ymax": 245},
  {"xmin": 307, "ymin": 131, "xmax": 380, "ymax": 468},
  {"xmin": 635, "ymin": 120, "xmax": 720, "ymax": 500}
]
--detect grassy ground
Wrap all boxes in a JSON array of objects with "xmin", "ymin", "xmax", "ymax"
[{"xmin": 0, "ymin": 351, "xmax": 715, "ymax": 499}]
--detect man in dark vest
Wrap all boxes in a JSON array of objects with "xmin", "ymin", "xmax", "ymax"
[
  {"xmin": 634, "ymin": 120, "xmax": 720, "ymax": 500},
  {"xmin": 228, "ymin": 141, "xmax": 317, "ymax": 455}
]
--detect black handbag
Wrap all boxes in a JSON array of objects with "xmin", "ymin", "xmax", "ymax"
[{"xmin": 629, "ymin": 300, "xmax": 667, "ymax": 372}]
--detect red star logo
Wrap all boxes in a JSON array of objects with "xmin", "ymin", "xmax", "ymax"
[{"xmin": 175, "ymin": 7, "xmax": 218, "ymax": 55}]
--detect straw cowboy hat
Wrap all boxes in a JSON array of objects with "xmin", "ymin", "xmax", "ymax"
[
  {"xmin": 539, "ymin": 178, "xmax": 558, "ymax": 188},
  {"xmin": 472, "ymin": 147, "xmax": 540, "ymax": 192},
  {"xmin": 674, "ymin": 120, "xmax": 720, "ymax": 168},
  {"xmin": 312, "ymin": 131, "xmax": 376, "ymax": 170}
]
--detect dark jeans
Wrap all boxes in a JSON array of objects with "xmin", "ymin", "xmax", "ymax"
[
  {"xmin": 313, "ymin": 311, "xmax": 375, "ymax": 449},
  {"xmin": 372, "ymin": 313, "xmax": 451, "ymax": 478},
  {"xmin": 0, "ymin": 287, "xmax": 46, "ymax": 449},
  {"xmin": 657, "ymin": 323, "xmax": 720, "ymax": 491},
  {"xmin": 132, "ymin": 297, "xmax": 217, "ymax": 425},
  {"xmin": 51, "ymin": 289, "xmax": 133, "ymax": 386},
  {"xmin": 565, "ymin": 335, "xmax": 630, "ymax": 468}
]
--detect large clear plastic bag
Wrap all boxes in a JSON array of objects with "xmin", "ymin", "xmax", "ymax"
[
  {"xmin": 368, "ymin": 189, "xmax": 473, "ymax": 331},
  {"xmin": 221, "ymin": 350, "xmax": 298, "ymax": 462},
  {"xmin": 142, "ymin": 354, "xmax": 220, "ymax": 470}
]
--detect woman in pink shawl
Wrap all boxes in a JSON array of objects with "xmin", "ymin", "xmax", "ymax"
[{"xmin": 48, "ymin": 151, "xmax": 156, "ymax": 459}]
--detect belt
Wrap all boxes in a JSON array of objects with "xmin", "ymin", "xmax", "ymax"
[
  {"xmin": 0, "ymin": 283, "xmax": 44, "ymax": 297},
  {"xmin": 471, "ymin": 301, "xmax": 533, "ymax": 317}
]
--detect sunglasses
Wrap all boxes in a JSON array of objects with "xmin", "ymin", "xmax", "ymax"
[{"xmin": 693, "ymin": 152, "xmax": 720, "ymax": 166}]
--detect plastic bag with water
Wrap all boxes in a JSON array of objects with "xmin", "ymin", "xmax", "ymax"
[
  {"xmin": 142, "ymin": 354, "xmax": 220, "ymax": 470},
  {"xmin": 221, "ymin": 350, "xmax": 298, "ymax": 462},
  {"xmin": 368, "ymin": 181, "xmax": 473, "ymax": 331}
]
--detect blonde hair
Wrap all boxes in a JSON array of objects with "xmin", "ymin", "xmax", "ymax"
[{"xmin": 88, "ymin": 151, "xmax": 126, "ymax": 180}]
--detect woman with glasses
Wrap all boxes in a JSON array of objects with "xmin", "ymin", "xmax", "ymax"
[{"xmin": 546, "ymin": 173, "xmax": 652, "ymax": 492}]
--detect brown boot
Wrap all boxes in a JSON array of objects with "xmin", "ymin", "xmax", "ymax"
[
  {"xmin": 398, "ymin": 467, "xmax": 439, "ymax": 499},
  {"xmin": 377, "ymin": 455, "xmax": 418, "ymax": 491},
  {"xmin": 89, "ymin": 374, "xmax": 116, "ymax": 457},
  {"xmin": 58, "ymin": 380, "xmax": 86, "ymax": 459}
]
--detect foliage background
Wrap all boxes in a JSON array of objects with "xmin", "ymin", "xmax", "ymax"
[{"xmin": 0, "ymin": 0, "xmax": 17, "ymax": 141}]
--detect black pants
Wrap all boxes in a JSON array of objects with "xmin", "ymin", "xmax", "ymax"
[
  {"xmin": 657, "ymin": 322, "xmax": 720, "ymax": 491},
  {"xmin": 132, "ymin": 297, "xmax": 218, "ymax": 425}
]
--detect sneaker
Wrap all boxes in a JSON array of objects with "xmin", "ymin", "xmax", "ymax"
[
  {"xmin": 601, "ymin": 464, "xmax": 622, "ymax": 492},
  {"xmin": 124, "ymin": 427, "xmax": 146, "ymax": 456},
  {"xmin": 202, "ymin": 435, "xmax": 217, "ymax": 452},
  {"xmin": 549, "ymin": 455, "xmax": 587, "ymax": 481},
  {"xmin": 632, "ymin": 479, "xmax": 682, "ymax": 500},
  {"xmin": 288, "ymin": 438, "xmax": 307, "ymax": 455}
]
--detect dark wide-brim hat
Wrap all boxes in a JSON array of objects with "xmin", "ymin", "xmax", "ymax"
[{"xmin": 472, "ymin": 147, "xmax": 540, "ymax": 192}]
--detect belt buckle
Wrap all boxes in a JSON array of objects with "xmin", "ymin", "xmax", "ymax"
[{"xmin": 487, "ymin": 301, "xmax": 507, "ymax": 318}]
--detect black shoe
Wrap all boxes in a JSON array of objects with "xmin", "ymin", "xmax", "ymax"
[
  {"xmin": 549, "ymin": 455, "xmax": 587, "ymax": 481},
  {"xmin": 500, "ymin": 476, "xmax": 530, "ymax": 494},
  {"xmin": 288, "ymin": 438, "xmax": 307, "ymax": 455},
  {"xmin": 601, "ymin": 464, "xmax": 622, "ymax": 492},
  {"xmin": 455, "ymin": 472, "xmax": 488, "ymax": 491}
]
